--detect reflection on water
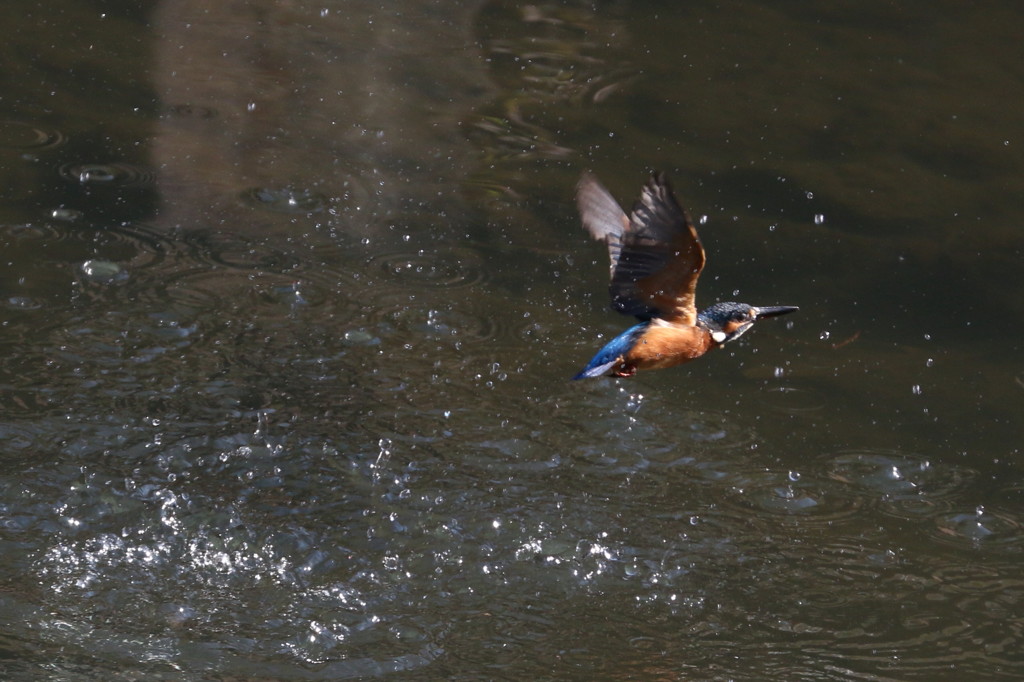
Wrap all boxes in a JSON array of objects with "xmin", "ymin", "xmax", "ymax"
[{"xmin": 0, "ymin": 0, "xmax": 1023, "ymax": 679}]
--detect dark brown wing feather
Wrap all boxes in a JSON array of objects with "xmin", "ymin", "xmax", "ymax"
[{"xmin": 576, "ymin": 172, "xmax": 706, "ymax": 324}]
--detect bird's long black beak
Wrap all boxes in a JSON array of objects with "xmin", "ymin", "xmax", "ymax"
[{"xmin": 753, "ymin": 305, "xmax": 799, "ymax": 319}]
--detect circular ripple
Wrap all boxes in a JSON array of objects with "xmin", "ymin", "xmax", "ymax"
[
  {"xmin": 181, "ymin": 231, "xmax": 301, "ymax": 271},
  {"xmin": 241, "ymin": 186, "xmax": 329, "ymax": 214},
  {"xmin": 678, "ymin": 410, "xmax": 757, "ymax": 452},
  {"xmin": 371, "ymin": 247, "xmax": 487, "ymax": 289},
  {"xmin": 69, "ymin": 224, "xmax": 175, "ymax": 278},
  {"xmin": 122, "ymin": 232, "xmax": 364, "ymax": 324},
  {"xmin": 245, "ymin": 273, "xmax": 360, "ymax": 321},
  {"xmin": 931, "ymin": 506, "xmax": 1024, "ymax": 553},
  {"xmin": 58, "ymin": 162, "xmax": 156, "ymax": 187},
  {"xmin": 239, "ymin": 172, "xmax": 378, "ymax": 219},
  {"xmin": 1, "ymin": 221, "xmax": 174, "ymax": 282},
  {"xmin": 829, "ymin": 450, "xmax": 973, "ymax": 519},
  {"xmin": 2, "ymin": 222, "xmax": 62, "ymax": 243},
  {"xmin": 104, "ymin": 224, "xmax": 177, "ymax": 271},
  {"xmin": 0, "ymin": 423, "xmax": 43, "ymax": 454},
  {"xmin": 0, "ymin": 120, "xmax": 66, "ymax": 150},
  {"xmin": 152, "ymin": 266, "xmax": 361, "ymax": 329},
  {"xmin": 881, "ymin": 495, "xmax": 956, "ymax": 521},
  {"xmin": 157, "ymin": 267, "xmax": 260, "ymax": 310},
  {"xmin": 363, "ymin": 290, "xmax": 497, "ymax": 347},
  {"xmin": 724, "ymin": 471, "xmax": 864, "ymax": 522},
  {"xmin": 3, "ymin": 296, "xmax": 44, "ymax": 311}
]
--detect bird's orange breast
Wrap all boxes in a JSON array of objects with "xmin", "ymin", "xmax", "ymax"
[{"xmin": 624, "ymin": 324, "xmax": 714, "ymax": 370}]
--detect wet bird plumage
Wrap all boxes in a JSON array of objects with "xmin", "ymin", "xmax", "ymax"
[{"xmin": 573, "ymin": 172, "xmax": 797, "ymax": 379}]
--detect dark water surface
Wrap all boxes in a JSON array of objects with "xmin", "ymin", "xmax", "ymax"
[{"xmin": 1, "ymin": 1, "xmax": 1023, "ymax": 679}]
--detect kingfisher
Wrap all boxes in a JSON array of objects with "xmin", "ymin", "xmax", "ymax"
[{"xmin": 573, "ymin": 172, "xmax": 797, "ymax": 379}]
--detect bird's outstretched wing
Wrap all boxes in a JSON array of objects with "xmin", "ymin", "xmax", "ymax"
[
  {"xmin": 576, "ymin": 172, "xmax": 629, "ymax": 271},
  {"xmin": 576, "ymin": 172, "xmax": 706, "ymax": 324}
]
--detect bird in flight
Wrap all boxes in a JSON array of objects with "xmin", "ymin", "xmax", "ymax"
[{"xmin": 573, "ymin": 172, "xmax": 797, "ymax": 379}]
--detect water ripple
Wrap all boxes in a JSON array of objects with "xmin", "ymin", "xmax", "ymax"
[
  {"xmin": 120, "ymin": 232, "xmax": 362, "ymax": 326},
  {"xmin": 0, "ymin": 221, "xmax": 176, "ymax": 311},
  {"xmin": 0, "ymin": 119, "xmax": 67, "ymax": 150},
  {"xmin": 371, "ymin": 246, "xmax": 487, "ymax": 289},
  {"xmin": 828, "ymin": 449, "xmax": 974, "ymax": 521},
  {"xmin": 724, "ymin": 470, "xmax": 864, "ymax": 522},
  {"xmin": 241, "ymin": 186, "xmax": 330, "ymax": 214},
  {"xmin": 58, "ymin": 161, "xmax": 156, "ymax": 187},
  {"xmin": 182, "ymin": 230, "xmax": 301, "ymax": 271},
  {"xmin": 363, "ymin": 291, "xmax": 499, "ymax": 350},
  {"xmin": 932, "ymin": 506, "xmax": 1024, "ymax": 553}
]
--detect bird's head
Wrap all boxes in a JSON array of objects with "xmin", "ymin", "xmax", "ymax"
[{"xmin": 698, "ymin": 302, "xmax": 798, "ymax": 345}]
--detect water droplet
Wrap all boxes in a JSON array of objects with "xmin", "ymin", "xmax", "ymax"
[
  {"xmin": 813, "ymin": 213, "xmax": 825, "ymax": 225},
  {"xmin": 81, "ymin": 166, "xmax": 114, "ymax": 183},
  {"xmin": 911, "ymin": 384, "xmax": 922, "ymax": 395},
  {"xmin": 819, "ymin": 330, "xmax": 830, "ymax": 341},
  {"xmin": 925, "ymin": 358, "xmax": 934, "ymax": 368},
  {"xmin": 805, "ymin": 191, "xmax": 814, "ymax": 199}
]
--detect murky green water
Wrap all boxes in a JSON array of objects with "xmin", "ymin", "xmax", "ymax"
[{"xmin": 1, "ymin": 1, "xmax": 1022, "ymax": 679}]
